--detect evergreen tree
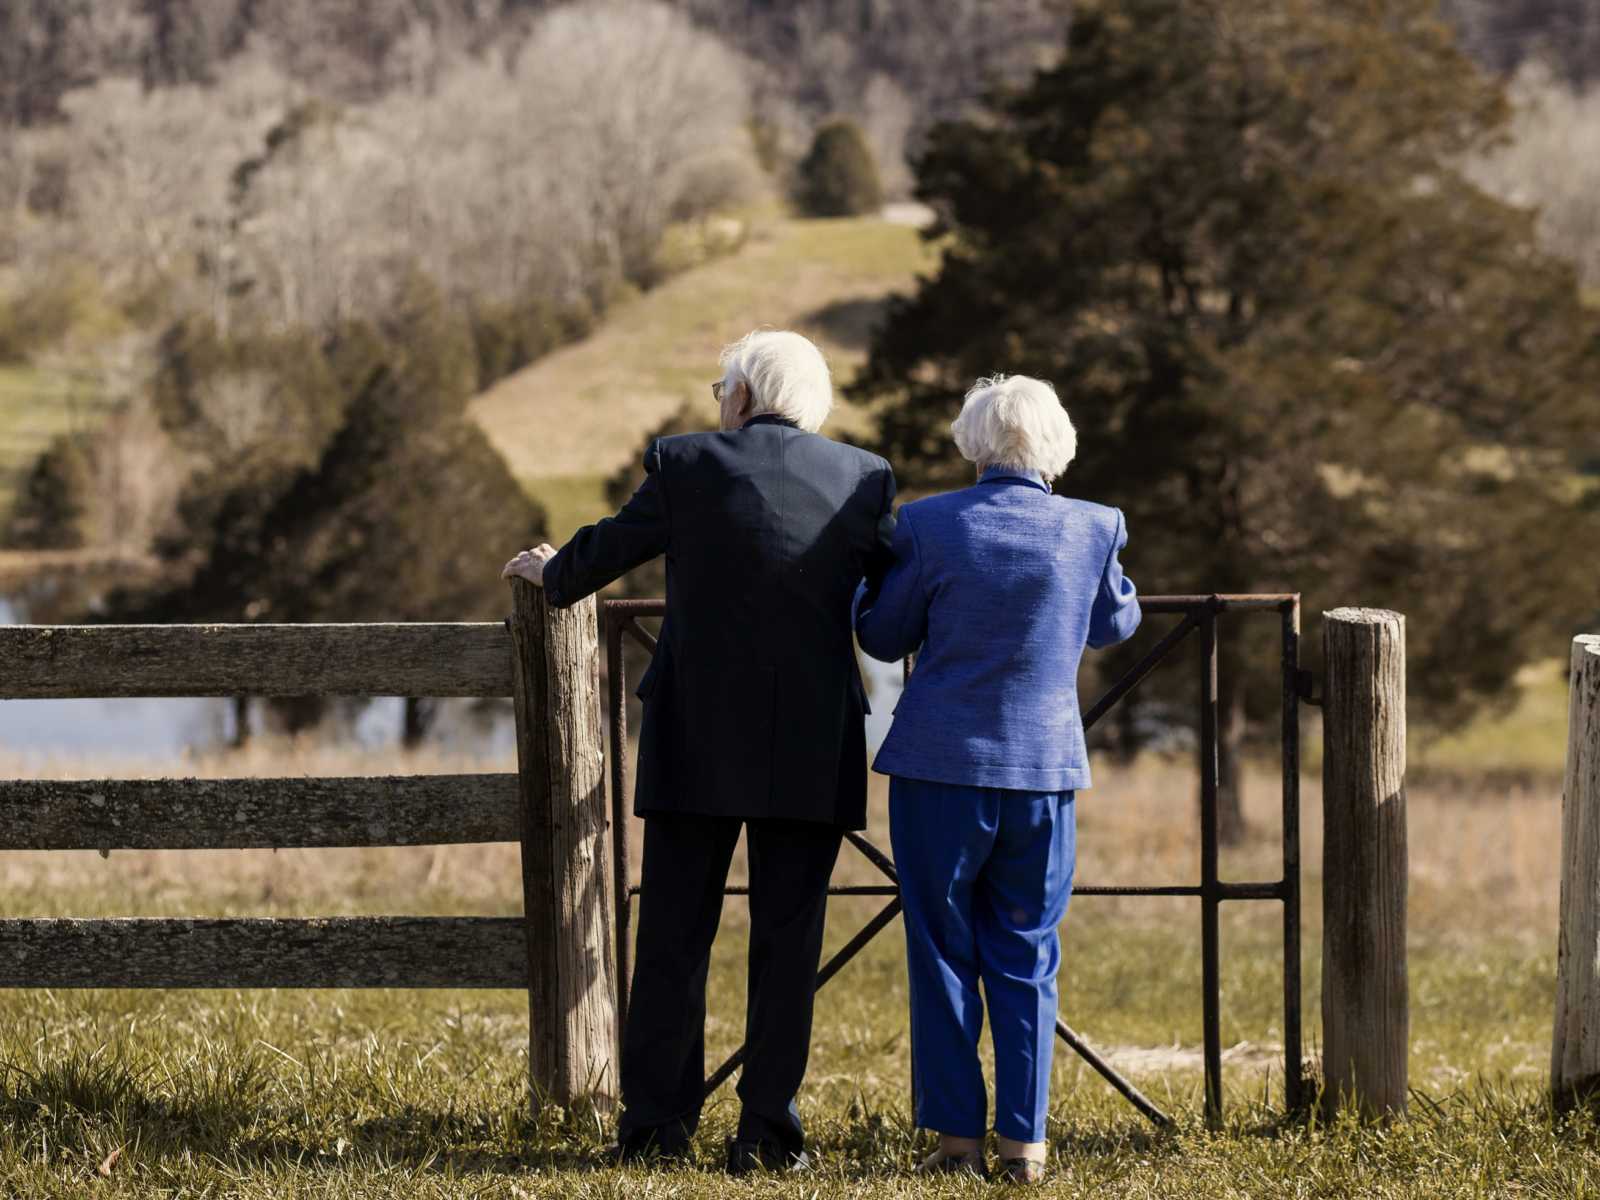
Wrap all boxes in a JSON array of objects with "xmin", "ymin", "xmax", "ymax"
[
  {"xmin": 796, "ymin": 119, "xmax": 884, "ymax": 217},
  {"xmin": 108, "ymin": 280, "xmax": 547, "ymax": 742},
  {"xmin": 3, "ymin": 435, "xmax": 92, "ymax": 549},
  {"xmin": 855, "ymin": 0, "xmax": 1600, "ymax": 840}
]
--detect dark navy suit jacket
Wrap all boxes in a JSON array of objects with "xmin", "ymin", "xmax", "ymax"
[
  {"xmin": 855, "ymin": 467, "xmax": 1140, "ymax": 792},
  {"xmin": 544, "ymin": 414, "xmax": 896, "ymax": 829}
]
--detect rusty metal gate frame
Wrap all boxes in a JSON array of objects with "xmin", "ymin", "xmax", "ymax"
[{"xmin": 602, "ymin": 594, "xmax": 1304, "ymax": 1129}]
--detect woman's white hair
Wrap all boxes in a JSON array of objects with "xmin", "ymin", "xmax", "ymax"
[
  {"xmin": 719, "ymin": 330, "xmax": 833, "ymax": 433},
  {"xmin": 950, "ymin": 374, "xmax": 1078, "ymax": 481}
]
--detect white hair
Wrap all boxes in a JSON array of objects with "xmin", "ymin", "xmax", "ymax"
[
  {"xmin": 718, "ymin": 330, "xmax": 833, "ymax": 433},
  {"xmin": 950, "ymin": 374, "xmax": 1078, "ymax": 481}
]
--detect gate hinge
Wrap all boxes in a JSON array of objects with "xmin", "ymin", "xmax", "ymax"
[{"xmin": 1296, "ymin": 669, "xmax": 1321, "ymax": 707}]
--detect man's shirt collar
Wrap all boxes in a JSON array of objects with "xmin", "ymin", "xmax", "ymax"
[{"xmin": 743, "ymin": 413, "xmax": 800, "ymax": 430}]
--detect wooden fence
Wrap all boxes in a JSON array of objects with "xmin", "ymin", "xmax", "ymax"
[
  {"xmin": 0, "ymin": 584, "xmax": 1449, "ymax": 1124},
  {"xmin": 0, "ymin": 579, "xmax": 617, "ymax": 1113}
]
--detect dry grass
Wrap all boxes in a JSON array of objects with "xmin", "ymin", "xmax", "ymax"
[{"xmin": 0, "ymin": 738, "xmax": 1581, "ymax": 1196}]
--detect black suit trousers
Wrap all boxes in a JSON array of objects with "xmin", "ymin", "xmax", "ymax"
[{"xmin": 616, "ymin": 812, "xmax": 843, "ymax": 1155}]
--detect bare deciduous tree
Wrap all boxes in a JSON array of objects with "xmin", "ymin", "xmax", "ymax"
[
  {"xmin": 1467, "ymin": 63, "xmax": 1600, "ymax": 289},
  {"xmin": 510, "ymin": 1, "xmax": 753, "ymax": 285},
  {"xmin": 85, "ymin": 396, "xmax": 188, "ymax": 553}
]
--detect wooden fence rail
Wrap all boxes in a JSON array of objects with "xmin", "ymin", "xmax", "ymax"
[
  {"xmin": 0, "ymin": 579, "xmax": 617, "ymax": 1114},
  {"xmin": 1, "ymin": 622, "xmax": 514, "ymax": 697},
  {"xmin": 0, "ymin": 775, "xmax": 522, "ymax": 849},
  {"xmin": 0, "ymin": 917, "xmax": 530, "ymax": 989}
]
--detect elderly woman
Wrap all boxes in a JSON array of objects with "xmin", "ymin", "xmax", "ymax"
[{"xmin": 854, "ymin": 375, "xmax": 1140, "ymax": 1183}]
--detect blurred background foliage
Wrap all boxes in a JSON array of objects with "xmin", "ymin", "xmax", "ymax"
[{"xmin": 0, "ymin": 0, "xmax": 1595, "ymax": 773}]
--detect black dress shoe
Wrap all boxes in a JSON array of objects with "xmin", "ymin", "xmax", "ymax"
[
  {"xmin": 724, "ymin": 1137, "xmax": 811, "ymax": 1175},
  {"xmin": 603, "ymin": 1138, "xmax": 690, "ymax": 1167}
]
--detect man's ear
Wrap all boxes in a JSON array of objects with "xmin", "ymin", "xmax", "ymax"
[{"xmin": 737, "ymin": 381, "xmax": 754, "ymax": 421}]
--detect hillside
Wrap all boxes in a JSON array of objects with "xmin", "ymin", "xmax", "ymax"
[{"xmin": 468, "ymin": 211, "xmax": 934, "ymax": 539}]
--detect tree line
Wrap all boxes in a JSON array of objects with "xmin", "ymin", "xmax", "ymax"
[{"xmin": 6, "ymin": 2, "xmax": 1590, "ymax": 187}]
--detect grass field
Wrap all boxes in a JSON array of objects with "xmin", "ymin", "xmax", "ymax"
[
  {"xmin": 1411, "ymin": 659, "xmax": 1573, "ymax": 776},
  {"xmin": 471, "ymin": 211, "xmax": 934, "ymax": 541},
  {"xmin": 0, "ymin": 364, "xmax": 115, "ymax": 529},
  {"xmin": 0, "ymin": 738, "xmax": 1588, "ymax": 1197}
]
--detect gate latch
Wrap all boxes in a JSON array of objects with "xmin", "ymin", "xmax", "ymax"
[{"xmin": 1296, "ymin": 669, "xmax": 1321, "ymax": 707}]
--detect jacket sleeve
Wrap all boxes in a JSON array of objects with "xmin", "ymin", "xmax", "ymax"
[
  {"xmin": 854, "ymin": 505, "xmax": 928, "ymax": 663},
  {"xmin": 1087, "ymin": 507, "xmax": 1141, "ymax": 649},
  {"xmin": 543, "ymin": 441, "xmax": 670, "ymax": 609},
  {"xmin": 863, "ymin": 462, "xmax": 898, "ymax": 595}
]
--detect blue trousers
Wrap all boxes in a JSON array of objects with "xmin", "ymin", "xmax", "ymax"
[{"xmin": 889, "ymin": 776, "xmax": 1076, "ymax": 1143}]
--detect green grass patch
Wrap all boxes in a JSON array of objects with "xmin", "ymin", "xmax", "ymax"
[
  {"xmin": 0, "ymin": 839, "xmax": 1583, "ymax": 1196},
  {"xmin": 0, "ymin": 364, "xmax": 114, "ymax": 529},
  {"xmin": 0, "ymin": 905, "xmax": 1586, "ymax": 1197},
  {"xmin": 520, "ymin": 473, "xmax": 614, "ymax": 545},
  {"xmin": 1412, "ymin": 658, "xmax": 1571, "ymax": 776}
]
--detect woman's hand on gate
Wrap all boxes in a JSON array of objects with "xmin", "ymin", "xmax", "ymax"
[{"xmin": 502, "ymin": 544, "xmax": 557, "ymax": 585}]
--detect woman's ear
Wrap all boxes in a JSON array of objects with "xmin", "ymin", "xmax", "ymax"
[{"xmin": 736, "ymin": 381, "xmax": 755, "ymax": 421}]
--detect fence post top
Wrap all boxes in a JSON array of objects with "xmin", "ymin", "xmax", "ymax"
[
  {"xmin": 1323, "ymin": 607, "xmax": 1405, "ymax": 628},
  {"xmin": 1574, "ymin": 635, "xmax": 1600, "ymax": 672}
]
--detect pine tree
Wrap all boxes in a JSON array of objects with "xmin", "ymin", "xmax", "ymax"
[
  {"xmin": 3, "ymin": 435, "xmax": 93, "ymax": 549},
  {"xmin": 795, "ymin": 119, "xmax": 883, "ymax": 217},
  {"xmin": 106, "ymin": 284, "xmax": 547, "ymax": 743}
]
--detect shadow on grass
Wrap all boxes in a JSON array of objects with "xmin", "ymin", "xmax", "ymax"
[
  {"xmin": 798, "ymin": 297, "xmax": 890, "ymax": 350},
  {"xmin": 0, "ymin": 1054, "xmax": 559, "ymax": 1177},
  {"xmin": 5, "ymin": 1052, "xmax": 1360, "ymax": 1180}
]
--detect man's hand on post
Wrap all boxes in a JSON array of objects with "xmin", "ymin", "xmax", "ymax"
[{"xmin": 501, "ymin": 544, "xmax": 558, "ymax": 586}]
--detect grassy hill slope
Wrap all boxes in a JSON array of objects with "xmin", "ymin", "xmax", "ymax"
[{"xmin": 468, "ymin": 212, "xmax": 933, "ymax": 539}]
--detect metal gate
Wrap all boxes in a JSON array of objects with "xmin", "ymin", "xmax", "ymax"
[{"xmin": 602, "ymin": 594, "xmax": 1304, "ymax": 1128}]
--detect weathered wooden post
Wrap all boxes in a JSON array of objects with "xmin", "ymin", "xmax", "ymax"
[
  {"xmin": 1553, "ymin": 635, "xmax": 1600, "ymax": 1108},
  {"xmin": 1321, "ymin": 607, "xmax": 1408, "ymax": 1119},
  {"xmin": 507, "ymin": 578, "xmax": 618, "ymax": 1113}
]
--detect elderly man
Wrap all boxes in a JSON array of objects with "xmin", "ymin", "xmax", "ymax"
[{"xmin": 503, "ymin": 330, "xmax": 895, "ymax": 1173}]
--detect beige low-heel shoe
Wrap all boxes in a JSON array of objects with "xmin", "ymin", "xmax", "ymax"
[
  {"xmin": 916, "ymin": 1148, "xmax": 988, "ymax": 1178},
  {"xmin": 998, "ymin": 1156, "xmax": 1047, "ymax": 1184}
]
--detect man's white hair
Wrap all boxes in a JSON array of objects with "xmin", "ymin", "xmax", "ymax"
[
  {"xmin": 719, "ymin": 330, "xmax": 833, "ymax": 433},
  {"xmin": 950, "ymin": 374, "xmax": 1078, "ymax": 481}
]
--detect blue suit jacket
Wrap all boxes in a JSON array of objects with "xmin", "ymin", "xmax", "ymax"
[{"xmin": 855, "ymin": 467, "xmax": 1140, "ymax": 792}]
